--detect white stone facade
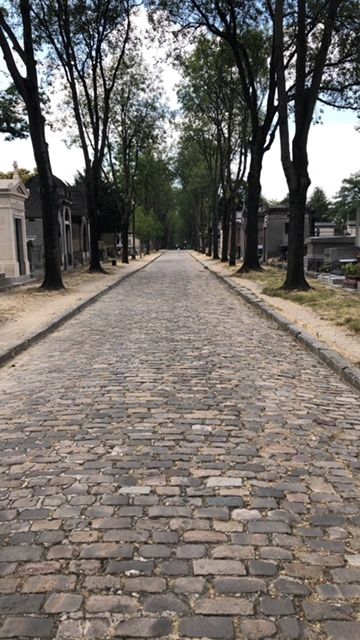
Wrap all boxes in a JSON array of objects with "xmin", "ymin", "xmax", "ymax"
[{"xmin": 0, "ymin": 177, "xmax": 30, "ymax": 278}]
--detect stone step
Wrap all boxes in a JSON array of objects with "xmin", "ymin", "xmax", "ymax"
[{"xmin": 0, "ymin": 274, "xmax": 33, "ymax": 289}]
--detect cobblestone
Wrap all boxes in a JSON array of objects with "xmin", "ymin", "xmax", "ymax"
[{"xmin": 0, "ymin": 251, "xmax": 360, "ymax": 638}]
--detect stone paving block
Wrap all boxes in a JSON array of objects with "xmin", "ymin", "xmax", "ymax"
[
  {"xmin": 85, "ymin": 594, "xmax": 138, "ymax": 613},
  {"xmin": 214, "ymin": 577, "xmax": 267, "ymax": 593},
  {"xmin": 22, "ymin": 575, "xmax": 76, "ymax": 593},
  {"xmin": 302, "ymin": 601, "xmax": 353, "ymax": 621},
  {"xmin": 114, "ymin": 617, "xmax": 172, "ymax": 637},
  {"xmin": 316, "ymin": 583, "xmax": 360, "ymax": 599},
  {"xmin": 179, "ymin": 616, "xmax": 234, "ymax": 639},
  {"xmin": 240, "ymin": 619, "xmax": 277, "ymax": 639},
  {"xmin": 211, "ymin": 544, "xmax": 255, "ymax": 559},
  {"xmin": 177, "ymin": 544, "xmax": 207, "ymax": 558},
  {"xmin": 0, "ymin": 616, "xmax": 55, "ymax": 638},
  {"xmin": 173, "ymin": 577, "xmax": 206, "ymax": 593},
  {"xmin": 322, "ymin": 622, "xmax": 360, "ymax": 639},
  {"xmin": 272, "ymin": 577, "xmax": 310, "ymax": 595},
  {"xmin": 44, "ymin": 592, "xmax": 83, "ymax": 613},
  {"xmin": 124, "ymin": 577, "xmax": 166, "ymax": 592},
  {"xmin": 260, "ymin": 596, "xmax": 295, "ymax": 615},
  {"xmin": 80, "ymin": 543, "xmax": 133, "ymax": 558},
  {"xmin": 193, "ymin": 559, "xmax": 246, "ymax": 576},
  {"xmin": 106, "ymin": 560, "xmax": 154, "ymax": 575},
  {"xmin": 0, "ymin": 545, "xmax": 42, "ymax": 562},
  {"xmin": 0, "ymin": 594, "xmax": 44, "ymax": 613},
  {"xmin": 249, "ymin": 560, "xmax": 278, "ymax": 576},
  {"xmin": 194, "ymin": 596, "xmax": 254, "ymax": 615},
  {"xmin": 278, "ymin": 617, "xmax": 301, "ymax": 639},
  {"xmin": 143, "ymin": 594, "xmax": 189, "ymax": 613}
]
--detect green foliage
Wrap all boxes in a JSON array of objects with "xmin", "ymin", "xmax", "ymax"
[
  {"xmin": 330, "ymin": 171, "xmax": 360, "ymax": 230},
  {"xmin": 135, "ymin": 149, "xmax": 176, "ymax": 247},
  {"xmin": 176, "ymin": 131, "xmax": 214, "ymax": 248},
  {"xmin": 0, "ymin": 167, "xmax": 36, "ymax": 183},
  {"xmin": 308, "ymin": 187, "xmax": 330, "ymax": 221},
  {"xmin": 343, "ymin": 262, "xmax": 360, "ymax": 277},
  {"xmin": 0, "ymin": 84, "xmax": 28, "ymax": 140},
  {"xmin": 135, "ymin": 206, "xmax": 163, "ymax": 245}
]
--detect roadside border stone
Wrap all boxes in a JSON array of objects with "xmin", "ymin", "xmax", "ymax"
[
  {"xmin": 189, "ymin": 252, "xmax": 360, "ymax": 392},
  {"xmin": 0, "ymin": 252, "xmax": 162, "ymax": 369}
]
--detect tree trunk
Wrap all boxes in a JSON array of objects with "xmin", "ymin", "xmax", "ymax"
[
  {"xmin": 221, "ymin": 201, "xmax": 230, "ymax": 262},
  {"xmin": 88, "ymin": 212, "xmax": 103, "ymax": 272},
  {"xmin": 14, "ymin": 1, "xmax": 64, "ymax": 290},
  {"xmin": 85, "ymin": 170, "xmax": 104, "ymax": 272},
  {"xmin": 212, "ymin": 199, "xmax": 219, "ymax": 260},
  {"xmin": 239, "ymin": 140, "xmax": 263, "ymax": 272},
  {"xmin": 229, "ymin": 197, "xmax": 237, "ymax": 267},
  {"xmin": 121, "ymin": 219, "xmax": 129, "ymax": 264},
  {"xmin": 26, "ymin": 108, "xmax": 63, "ymax": 290},
  {"xmin": 282, "ymin": 143, "xmax": 310, "ymax": 290},
  {"xmin": 207, "ymin": 223, "xmax": 212, "ymax": 256}
]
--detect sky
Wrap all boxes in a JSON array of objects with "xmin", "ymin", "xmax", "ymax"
[{"xmin": 0, "ymin": 6, "xmax": 359, "ymax": 203}]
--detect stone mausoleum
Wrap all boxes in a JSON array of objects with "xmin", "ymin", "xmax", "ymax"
[{"xmin": 0, "ymin": 163, "xmax": 30, "ymax": 281}]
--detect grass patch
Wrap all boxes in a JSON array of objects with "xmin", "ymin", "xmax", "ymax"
[{"xmin": 239, "ymin": 268, "xmax": 360, "ymax": 334}]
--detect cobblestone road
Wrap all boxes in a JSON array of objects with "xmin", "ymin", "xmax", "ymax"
[{"xmin": 0, "ymin": 251, "xmax": 359, "ymax": 640}]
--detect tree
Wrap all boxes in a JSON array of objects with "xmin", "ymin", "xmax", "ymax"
[
  {"xmin": 179, "ymin": 122, "xmax": 221, "ymax": 257},
  {"xmin": 135, "ymin": 206, "xmax": 163, "ymax": 253},
  {"xmin": 106, "ymin": 53, "xmax": 167, "ymax": 263},
  {"xmin": 176, "ymin": 133, "xmax": 213, "ymax": 251},
  {"xmin": 178, "ymin": 37, "xmax": 249, "ymax": 266},
  {"xmin": 308, "ymin": 187, "xmax": 330, "ymax": 221},
  {"xmin": 0, "ymin": 1, "xmax": 64, "ymax": 289},
  {"xmin": 330, "ymin": 171, "xmax": 360, "ymax": 231},
  {"xmin": 34, "ymin": 0, "xmax": 136, "ymax": 272},
  {"xmin": 273, "ymin": 0, "xmax": 354, "ymax": 290},
  {"xmin": 135, "ymin": 148, "xmax": 175, "ymax": 249},
  {"xmin": 147, "ymin": 0, "xmax": 277, "ymax": 272}
]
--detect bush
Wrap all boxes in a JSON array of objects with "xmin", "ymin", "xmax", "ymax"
[{"xmin": 343, "ymin": 262, "xmax": 360, "ymax": 277}]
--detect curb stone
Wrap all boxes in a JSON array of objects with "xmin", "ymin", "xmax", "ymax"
[
  {"xmin": 0, "ymin": 253, "xmax": 163, "ymax": 369},
  {"xmin": 190, "ymin": 251, "xmax": 360, "ymax": 393}
]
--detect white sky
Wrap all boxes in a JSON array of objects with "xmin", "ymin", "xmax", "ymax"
[
  {"xmin": 0, "ymin": 5, "xmax": 359, "ymax": 202},
  {"xmin": 262, "ymin": 108, "xmax": 360, "ymax": 201}
]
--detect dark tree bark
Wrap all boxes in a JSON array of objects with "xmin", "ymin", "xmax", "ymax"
[
  {"xmin": 207, "ymin": 221, "xmax": 212, "ymax": 256},
  {"xmin": 229, "ymin": 196, "xmax": 237, "ymax": 267},
  {"xmin": 0, "ymin": 0, "xmax": 63, "ymax": 290},
  {"xmin": 85, "ymin": 167, "xmax": 104, "ymax": 272},
  {"xmin": 121, "ymin": 219, "xmax": 129, "ymax": 264},
  {"xmin": 274, "ymin": 0, "xmax": 342, "ymax": 290},
  {"xmin": 284, "ymin": 154, "xmax": 310, "ymax": 289},
  {"xmin": 212, "ymin": 197, "xmax": 219, "ymax": 260},
  {"xmin": 240, "ymin": 139, "xmax": 264, "ymax": 272},
  {"xmin": 221, "ymin": 202, "xmax": 230, "ymax": 262}
]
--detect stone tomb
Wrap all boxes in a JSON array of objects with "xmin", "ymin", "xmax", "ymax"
[{"xmin": 0, "ymin": 171, "xmax": 30, "ymax": 278}]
